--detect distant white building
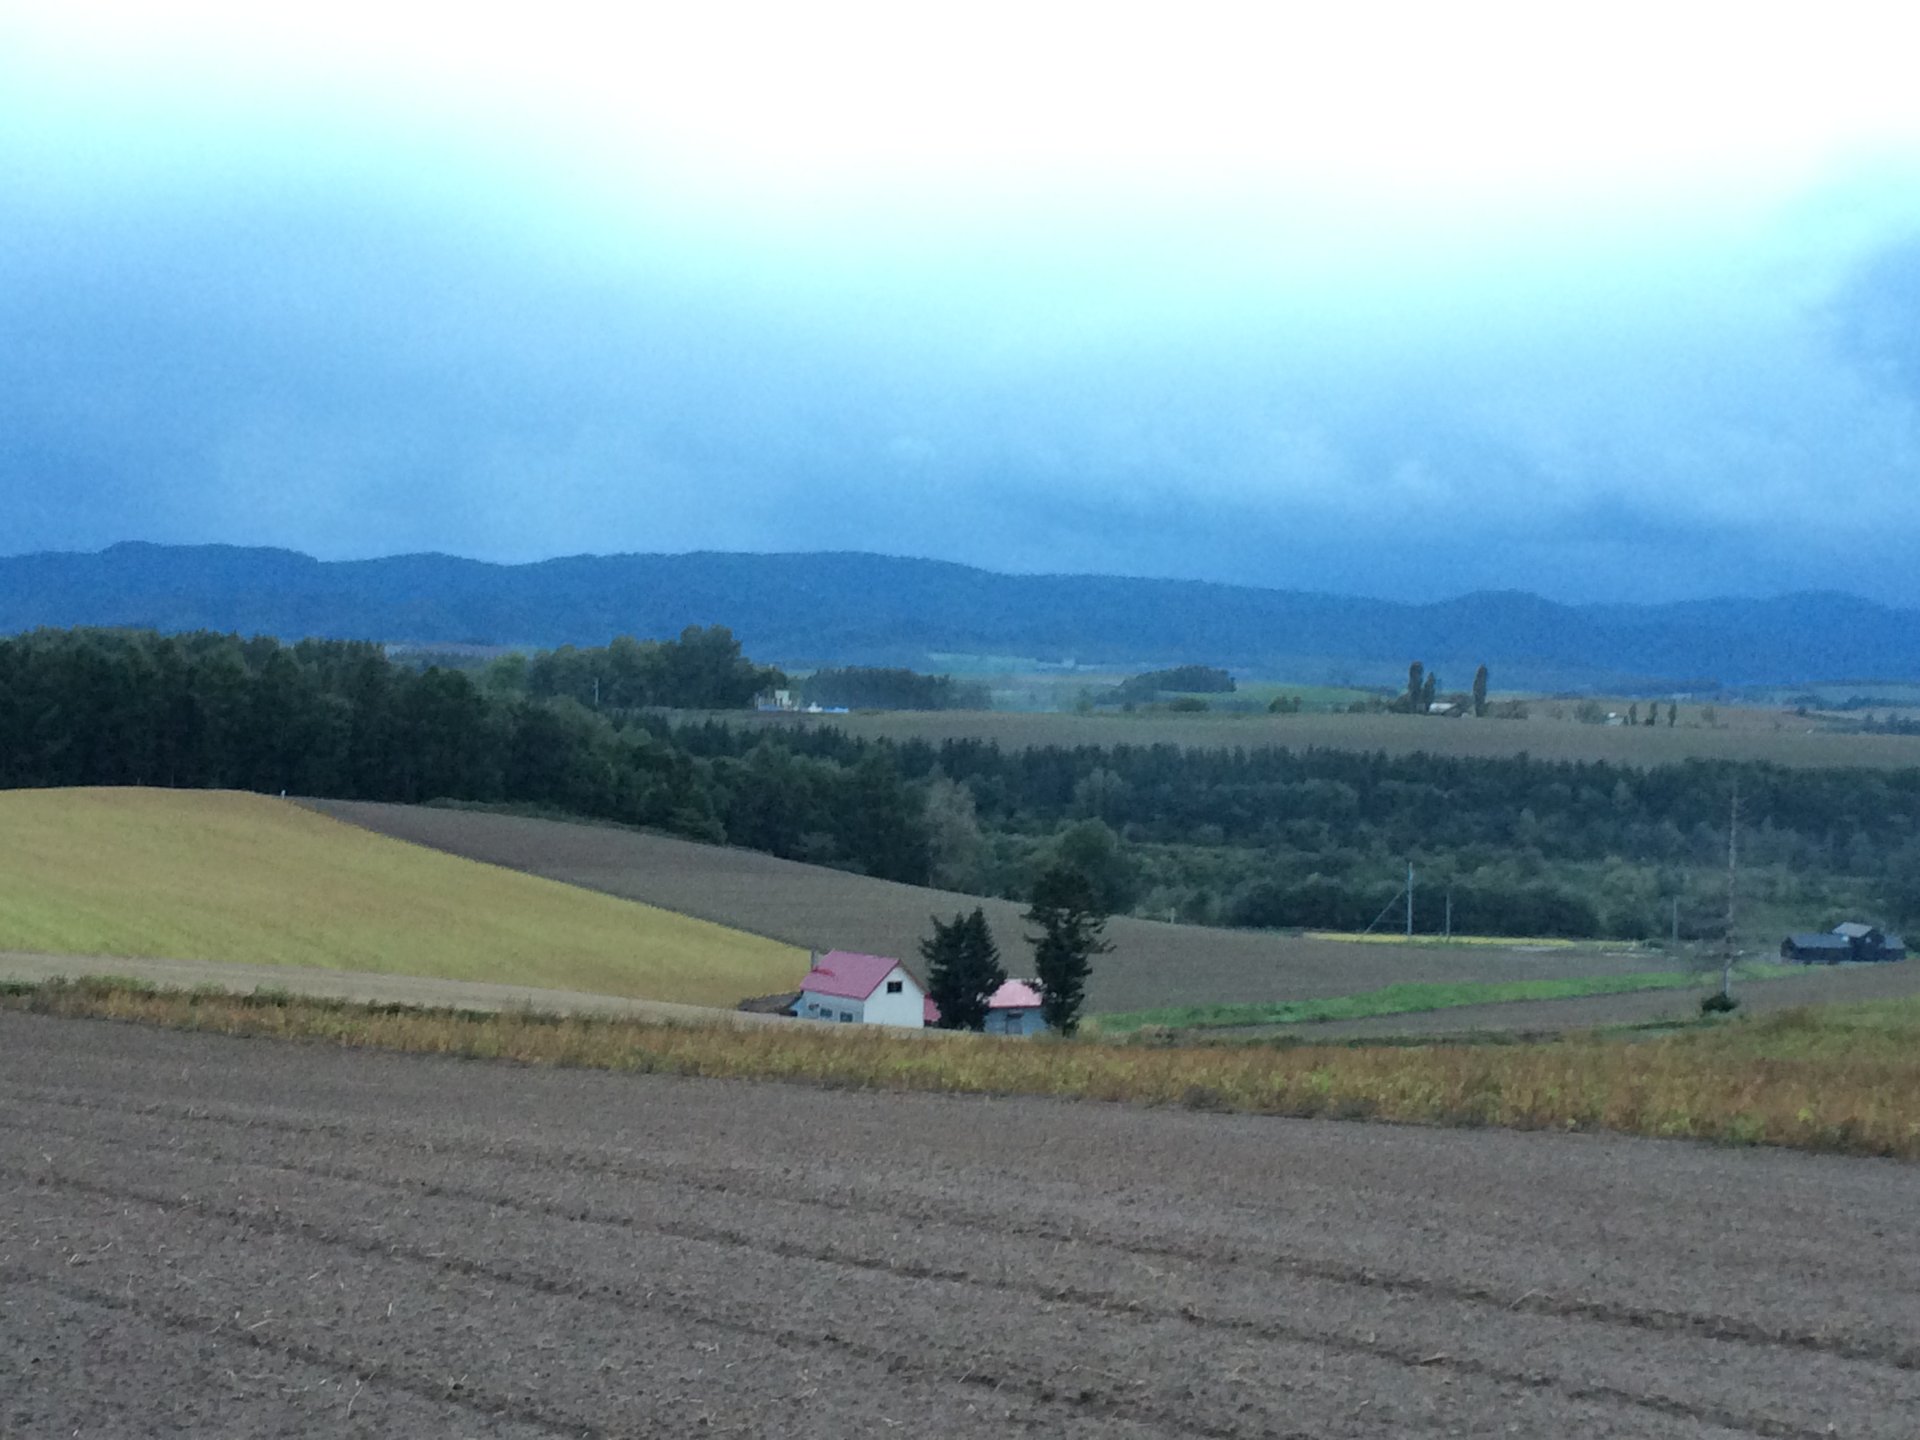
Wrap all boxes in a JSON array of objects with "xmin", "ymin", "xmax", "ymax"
[{"xmin": 794, "ymin": 951, "xmax": 928, "ymax": 1028}]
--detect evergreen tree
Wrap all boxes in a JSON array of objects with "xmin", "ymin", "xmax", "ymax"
[
  {"xmin": 1420, "ymin": 672, "xmax": 1439, "ymax": 712},
  {"xmin": 1472, "ymin": 664, "xmax": 1489, "ymax": 718},
  {"xmin": 1024, "ymin": 864, "xmax": 1113, "ymax": 1035},
  {"xmin": 1405, "ymin": 662, "xmax": 1425, "ymax": 714},
  {"xmin": 921, "ymin": 906, "xmax": 1004, "ymax": 1030}
]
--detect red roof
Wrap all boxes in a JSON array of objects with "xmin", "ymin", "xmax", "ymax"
[
  {"xmin": 923, "ymin": 979, "xmax": 1044, "ymax": 1025},
  {"xmin": 799, "ymin": 951, "xmax": 907, "ymax": 1001}
]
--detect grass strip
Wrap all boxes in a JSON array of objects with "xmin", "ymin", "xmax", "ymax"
[
  {"xmin": 5, "ymin": 977, "xmax": 1918, "ymax": 1161},
  {"xmin": 1089, "ymin": 964, "xmax": 1803, "ymax": 1034}
]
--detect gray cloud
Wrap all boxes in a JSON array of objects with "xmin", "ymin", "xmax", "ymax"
[{"xmin": 5, "ymin": 108, "xmax": 1920, "ymax": 605}]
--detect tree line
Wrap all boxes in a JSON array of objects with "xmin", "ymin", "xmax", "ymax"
[
  {"xmin": 795, "ymin": 667, "xmax": 990, "ymax": 711},
  {"xmin": 672, "ymin": 719, "xmax": 1920, "ymax": 937},
  {"xmin": 0, "ymin": 628, "xmax": 925, "ymax": 881},
  {"xmin": 10, "ymin": 625, "xmax": 1920, "ymax": 941}
]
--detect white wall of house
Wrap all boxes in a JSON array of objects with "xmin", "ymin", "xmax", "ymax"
[{"xmin": 858, "ymin": 965, "xmax": 926, "ymax": 1027}]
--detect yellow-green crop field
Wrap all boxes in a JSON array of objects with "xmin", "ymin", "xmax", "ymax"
[{"xmin": 0, "ymin": 788, "xmax": 805, "ymax": 1007}]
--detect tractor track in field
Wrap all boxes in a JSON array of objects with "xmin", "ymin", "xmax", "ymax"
[
  {"xmin": 6, "ymin": 1012, "xmax": 1917, "ymax": 1437},
  {"xmin": 6, "ymin": 1083, "xmax": 1915, "ymax": 1377}
]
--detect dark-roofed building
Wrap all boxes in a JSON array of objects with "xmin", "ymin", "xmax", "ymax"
[
  {"xmin": 1781, "ymin": 933, "xmax": 1854, "ymax": 963},
  {"xmin": 1781, "ymin": 923, "xmax": 1908, "ymax": 964}
]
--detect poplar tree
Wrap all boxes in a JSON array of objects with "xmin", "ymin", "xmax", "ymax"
[{"xmin": 1024, "ymin": 864, "xmax": 1112, "ymax": 1035}]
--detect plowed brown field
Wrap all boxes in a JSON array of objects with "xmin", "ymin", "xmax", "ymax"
[
  {"xmin": 5, "ymin": 1012, "xmax": 1917, "ymax": 1437},
  {"xmin": 308, "ymin": 799, "xmax": 1669, "ymax": 1015}
]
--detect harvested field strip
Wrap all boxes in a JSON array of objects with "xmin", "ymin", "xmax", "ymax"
[
  {"xmin": 1303, "ymin": 930, "xmax": 1578, "ymax": 947},
  {"xmin": 723, "ymin": 705, "xmax": 1920, "ymax": 768},
  {"xmin": 8, "ymin": 978, "xmax": 1920, "ymax": 1159},
  {"xmin": 0, "ymin": 788, "xmax": 804, "ymax": 1006},
  {"xmin": 1092, "ymin": 964, "xmax": 1804, "ymax": 1033}
]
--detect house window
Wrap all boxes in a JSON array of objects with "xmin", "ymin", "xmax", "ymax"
[
  {"xmin": 885, "ymin": 980, "xmax": 903, "ymax": 994},
  {"xmin": 840, "ymin": 1011, "xmax": 856, "ymax": 1022}
]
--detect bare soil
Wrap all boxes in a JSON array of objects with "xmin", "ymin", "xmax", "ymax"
[
  {"xmin": 308, "ymin": 799, "xmax": 1668, "ymax": 1014},
  {"xmin": 5, "ymin": 1012, "xmax": 1917, "ymax": 1437}
]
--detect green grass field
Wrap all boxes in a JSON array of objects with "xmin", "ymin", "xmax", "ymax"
[
  {"xmin": 0, "ymin": 788, "xmax": 806, "ymax": 1007},
  {"xmin": 1087, "ymin": 964, "xmax": 1803, "ymax": 1034}
]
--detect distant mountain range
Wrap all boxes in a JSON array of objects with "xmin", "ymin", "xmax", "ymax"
[{"xmin": 3, "ymin": 542, "xmax": 1916, "ymax": 691}]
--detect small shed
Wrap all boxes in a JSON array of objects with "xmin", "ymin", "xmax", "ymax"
[
  {"xmin": 794, "ymin": 951, "xmax": 927, "ymax": 1028},
  {"xmin": 982, "ymin": 979, "xmax": 1049, "ymax": 1036},
  {"xmin": 924, "ymin": 979, "xmax": 1051, "ymax": 1036}
]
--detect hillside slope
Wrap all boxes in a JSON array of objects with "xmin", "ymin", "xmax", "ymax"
[
  {"xmin": 7, "ymin": 542, "xmax": 1920, "ymax": 686},
  {"xmin": 308, "ymin": 799, "xmax": 1667, "ymax": 1014},
  {"xmin": 0, "ymin": 789, "xmax": 805, "ymax": 1006}
]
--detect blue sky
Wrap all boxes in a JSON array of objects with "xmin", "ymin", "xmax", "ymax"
[{"xmin": 4, "ymin": 2, "xmax": 1920, "ymax": 602}]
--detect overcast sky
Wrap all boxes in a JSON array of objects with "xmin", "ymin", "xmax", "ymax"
[{"xmin": 5, "ymin": 2, "xmax": 1920, "ymax": 603}]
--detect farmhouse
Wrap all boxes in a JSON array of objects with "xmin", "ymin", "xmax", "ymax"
[
  {"xmin": 1780, "ymin": 923, "xmax": 1908, "ymax": 964},
  {"xmin": 925, "ymin": 979, "xmax": 1051, "ymax": 1036},
  {"xmin": 793, "ymin": 950, "xmax": 927, "ymax": 1027}
]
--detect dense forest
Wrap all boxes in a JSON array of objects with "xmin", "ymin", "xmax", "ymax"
[{"xmin": 7, "ymin": 626, "xmax": 1919, "ymax": 940}]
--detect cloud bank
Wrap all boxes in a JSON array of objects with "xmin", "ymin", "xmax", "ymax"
[{"xmin": 4, "ymin": 3, "xmax": 1920, "ymax": 602}]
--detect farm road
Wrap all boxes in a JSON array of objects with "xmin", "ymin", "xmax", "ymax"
[{"xmin": 5, "ymin": 1013, "xmax": 1918, "ymax": 1438}]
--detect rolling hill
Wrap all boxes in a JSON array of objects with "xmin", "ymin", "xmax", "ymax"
[
  {"xmin": 307, "ymin": 799, "xmax": 1672, "ymax": 1015},
  {"xmin": 0, "ymin": 788, "xmax": 805, "ymax": 1006}
]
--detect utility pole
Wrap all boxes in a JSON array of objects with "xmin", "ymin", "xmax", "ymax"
[
  {"xmin": 1722, "ymin": 779, "xmax": 1740, "ymax": 1001},
  {"xmin": 1445, "ymin": 886, "xmax": 1454, "ymax": 943},
  {"xmin": 1405, "ymin": 861, "xmax": 1414, "ymax": 940},
  {"xmin": 1671, "ymin": 894, "xmax": 1680, "ymax": 947}
]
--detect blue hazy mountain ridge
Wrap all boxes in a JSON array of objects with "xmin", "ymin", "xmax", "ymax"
[{"xmin": 2, "ymin": 542, "xmax": 1914, "ymax": 689}]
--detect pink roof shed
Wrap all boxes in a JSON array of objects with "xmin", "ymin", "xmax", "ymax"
[{"xmin": 923, "ymin": 979, "xmax": 1045, "ymax": 1026}]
